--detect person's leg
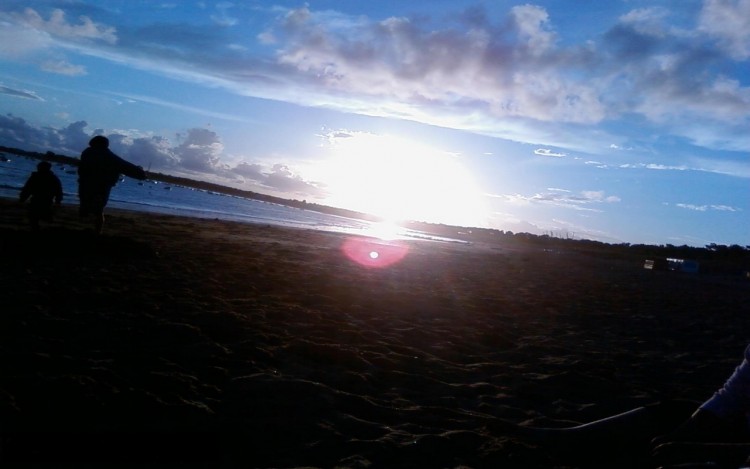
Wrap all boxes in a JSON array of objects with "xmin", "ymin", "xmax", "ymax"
[
  {"xmin": 28, "ymin": 210, "xmax": 40, "ymax": 231},
  {"xmin": 81, "ymin": 188, "xmax": 110, "ymax": 234},
  {"xmin": 94, "ymin": 212, "xmax": 104, "ymax": 234},
  {"xmin": 28, "ymin": 202, "xmax": 47, "ymax": 231},
  {"xmin": 79, "ymin": 192, "xmax": 91, "ymax": 218},
  {"xmin": 94, "ymin": 187, "xmax": 112, "ymax": 234}
]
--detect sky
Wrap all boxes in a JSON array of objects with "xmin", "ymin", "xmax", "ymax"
[{"xmin": 0, "ymin": 0, "xmax": 748, "ymax": 247}]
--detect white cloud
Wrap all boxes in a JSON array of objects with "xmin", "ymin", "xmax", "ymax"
[
  {"xmin": 698, "ymin": 0, "xmax": 750, "ymax": 60},
  {"xmin": 509, "ymin": 4, "xmax": 557, "ymax": 55},
  {"xmin": 582, "ymin": 190, "xmax": 621, "ymax": 203},
  {"xmin": 499, "ymin": 189, "xmax": 620, "ymax": 211},
  {"xmin": 274, "ymin": 5, "xmax": 607, "ymax": 128},
  {"xmin": 675, "ymin": 203, "xmax": 741, "ymax": 212},
  {"xmin": 647, "ymin": 163, "xmax": 688, "ymax": 171},
  {"xmin": 534, "ymin": 148, "xmax": 566, "ymax": 157},
  {"xmin": 0, "ymin": 21, "xmax": 52, "ymax": 58},
  {"xmin": 15, "ymin": 8, "xmax": 117, "ymax": 44},
  {"xmin": 585, "ymin": 160, "xmax": 608, "ymax": 168},
  {"xmin": 40, "ymin": 59, "xmax": 87, "ymax": 76},
  {"xmin": 257, "ymin": 31, "xmax": 276, "ymax": 44},
  {"xmin": 211, "ymin": 2, "xmax": 239, "ymax": 27},
  {"xmin": 619, "ymin": 159, "xmax": 750, "ymax": 179},
  {"xmin": 112, "ymin": 92, "xmax": 256, "ymax": 123},
  {"xmin": 620, "ymin": 7, "xmax": 670, "ymax": 26},
  {"xmin": 690, "ymin": 157, "xmax": 750, "ymax": 179}
]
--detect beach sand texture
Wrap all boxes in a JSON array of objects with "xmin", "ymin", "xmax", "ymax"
[{"xmin": 1, "ymin": 199, "xmax": 749, "ymax": 468}]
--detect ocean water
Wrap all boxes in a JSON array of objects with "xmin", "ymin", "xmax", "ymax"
[{"xmin": 0, "ymin": 154, "xmax": 451, "ymax": 242}]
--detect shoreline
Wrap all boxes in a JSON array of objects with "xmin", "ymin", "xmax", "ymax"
[{"xmin": 1, "ymin": 198, "xmax": 749, "ymax": 468}]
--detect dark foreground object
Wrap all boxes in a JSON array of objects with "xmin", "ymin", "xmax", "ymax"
[{"xmin": 1, "ymin": 201, "xmax": 749, "ymax": 468}]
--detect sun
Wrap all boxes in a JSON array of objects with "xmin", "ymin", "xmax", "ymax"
[{"xmin": 318, "ymin": 131, "xmax": 487, "ymax": 228}]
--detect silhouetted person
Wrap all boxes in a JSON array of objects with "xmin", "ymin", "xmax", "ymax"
[
  {"xmin": 78, "ymin": 136, "xmax": 146, "ymax": 234},
  {"xmin": 493, "ymin": 345, "xmax": 750, "ymax": 468},
  {"xmin": 19, "ymin": 161, "xmax": 63, "ymax": 231}
]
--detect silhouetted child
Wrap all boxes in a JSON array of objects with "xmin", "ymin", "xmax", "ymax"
[{"xmin": 19, "ymin": 161, "xmax": 63, "ymax": 230}]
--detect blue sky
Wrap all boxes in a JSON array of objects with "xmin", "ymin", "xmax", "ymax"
[{"xmin": 0, "ymin": 1, "xmax": 748, "ymax": 246}]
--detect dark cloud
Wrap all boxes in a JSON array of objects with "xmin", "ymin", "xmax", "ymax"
[
  {"xmin": 229, "ymin": 162, "xmax": 326, "ymax": 197},
  {"xmin": 131, "ymin": 136, "xmax": 179, "ymax": 169},
  {"xmin": 598, "ymin": 23, "xmax": 748, "ymax": 136},
  {"xmin": 0, "ymin": 115, "xmax": 178, "ymax": 170},
  {"xmin": 0, "ymin": 85, "xmax": 43, "ymax": 100},
  {"xmin": 56, "ymin": 121, "xmax": 91, "ymax": 153},
  {"xmin": 232, "ymin": 162, "xmax": 265, "ymax": 180},
  {"xmin": 0, "ymin": 114, "xmax": 49, "ymax": 148},
  {"xmin": 0, "ymin": 115, "xmax": 88, "ymax": 153},
  {"xmin": 108, "ymin": 134, "xmax": 179, "ymax": 170},
  {"xmin": 263, "ymin": 164, "xmax": 326, "ymax": 196},
  {"xmin": 173, "ymin": 128, "xmax": 223, "ymax": 172}
]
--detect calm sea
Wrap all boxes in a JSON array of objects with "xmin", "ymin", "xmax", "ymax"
[{"xmin": 0, "ymin": 154, "xmax": 454, "ymax": 242}]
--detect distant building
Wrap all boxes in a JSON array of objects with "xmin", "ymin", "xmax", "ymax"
[
  {"xmin": 667, "ymin": 258, "xmax": 700, "ymax": 273},
  {"xmin": 644, "ymin": 257, "xmax": 700, "ymax": 273},
  {"xmin": 644, "ymin": 258, "xmax": 668, "ymax": 271}
]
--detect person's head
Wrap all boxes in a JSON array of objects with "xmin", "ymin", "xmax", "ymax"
[
  {"xmin": 37, "ymin": 161, "xmax": 52, "ymax": 172},
  {"xmin": 89, "ymin": 135, "xmax": 110, "ymax": 149}
]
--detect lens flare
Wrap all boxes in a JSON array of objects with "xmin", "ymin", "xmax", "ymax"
[{"xmin": 342, "ymin": 236, "xmax": 408, "ymax": 268}]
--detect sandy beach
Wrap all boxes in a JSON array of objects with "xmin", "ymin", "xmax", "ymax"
[{"xmin": 1, "ymin": 198, "xmax": 749, "ymax": 468}]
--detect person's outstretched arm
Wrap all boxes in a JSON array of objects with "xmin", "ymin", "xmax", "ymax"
[{"xmin": 652, "ymin": 345, "xmax": 750, "ymax": 468}]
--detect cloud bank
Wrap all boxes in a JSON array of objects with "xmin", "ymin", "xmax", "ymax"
[
  {"xmin": 0, "ymin": 114, "xmax": 325, "ymax": 198},
  {"xmin": 1, "ymin": 1, "xmax": 748, "ymax": 152}
]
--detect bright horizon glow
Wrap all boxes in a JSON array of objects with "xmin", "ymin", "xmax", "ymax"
[{"xmin": 317, "ymin": 132, "xmax": 489, "ymax": 228}]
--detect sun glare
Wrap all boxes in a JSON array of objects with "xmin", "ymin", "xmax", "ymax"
[
  {"xmin": 320, "ymin": 132, "xmax": 487, "ymax": 228},
  {"xmin": 366, "ymin": 220, "xmax": 405, "ymax": 240}
]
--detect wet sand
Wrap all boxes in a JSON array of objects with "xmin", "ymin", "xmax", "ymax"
[{"xmin": 1, "ymin": 199, "xmax": 748, "ymax": 468}]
